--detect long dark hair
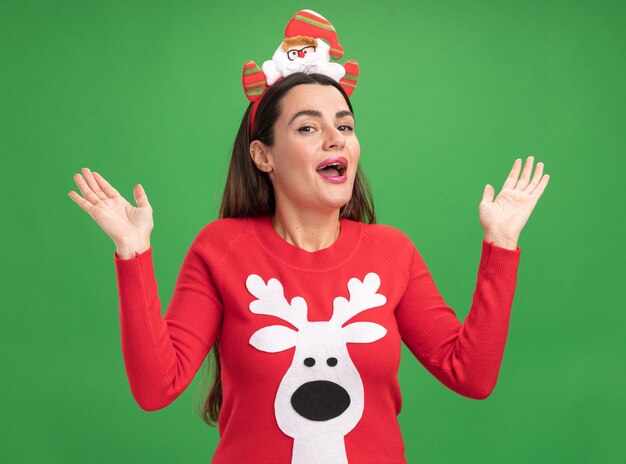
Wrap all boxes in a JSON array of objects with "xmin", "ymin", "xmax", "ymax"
[{"xmin": 196, "ymin": 72, "xmax": 376, "ymax": 427}]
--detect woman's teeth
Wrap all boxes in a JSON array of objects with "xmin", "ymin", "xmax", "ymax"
[{"xmin": 317, "ymin": 164, "xmax": 345, "ymax": 176}]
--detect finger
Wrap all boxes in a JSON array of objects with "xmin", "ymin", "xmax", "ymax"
[
  {"xmin": 74, "ymin": 172, "xmax": 101, "ymax": 205},
  {"xmin": 68, "ymin": 190, "xmax": 95, "ymax": 214},
  {"xmin": 92, "ymin": 171, "xmax": 121, "ymax": 198},
  {"xmin": 502, "ymin": 158, "xmax": 522, "ymax": 190},
  {"xmin": 526, "ymin": 161, "xmax": 544, "ymax": 194},
  {"xmin": 531, "ymin": 174, "xmax": 550, "ymax": 199},
  {"xmin": 481, "ymin": 184, "xmax": 494, "ymax": 204},
  {"xmin": 133, "ymin": 184, "xmax": 151, "ymax": 208},
  {"xmin": 515, "ymin": 155, "xmax": 534, "ymax": 191},
  {"xmin": 82, "ymin": 167, "xmax": 108, "ymax": 201}
]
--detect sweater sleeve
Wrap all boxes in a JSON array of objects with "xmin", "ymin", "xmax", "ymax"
[
  {"xmin": 113, "ymin": 236, "xmax": 223, "ymax": 411},
  {"xmin": 395, "ymin": 239, "xmax": 521, "ymax": 400}
]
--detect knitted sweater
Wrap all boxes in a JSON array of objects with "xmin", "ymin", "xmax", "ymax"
[{"xmin": 113, "ymin": 215, "xmax": 521, "ymax": 464}]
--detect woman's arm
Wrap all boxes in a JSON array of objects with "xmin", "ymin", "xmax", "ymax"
[
  {"xmin": 396, "ymin": 155, "xmax": 547, "ymax": 398},
  {"xmin": 395, "ymin": 241, "xmax": 521, "ymax": 399},
  {"xmin": 68, "ymin": 168, "xmax": 222, "ymax": 410},
  {"xmin": 114, "ymin": 237, "xmax": 223, "ymax": 411}
]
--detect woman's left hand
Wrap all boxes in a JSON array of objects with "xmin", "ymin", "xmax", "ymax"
[{"xmin": 479, "ymin": 155, "xmax": 550, "ymax": 249}]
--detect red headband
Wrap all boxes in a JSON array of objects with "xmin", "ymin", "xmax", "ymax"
[
  {"xmin": 247, "ymin": 78, "xmax": 281, "ymax": 136},
  {"xmin": 241, "ymin": 9, "xmax": 359, "ymax": 136}
]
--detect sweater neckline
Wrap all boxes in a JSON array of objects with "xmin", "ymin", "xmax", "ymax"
[{"xmin": 248, "ymin": 215, "xmax": 362, "ymax": 270}]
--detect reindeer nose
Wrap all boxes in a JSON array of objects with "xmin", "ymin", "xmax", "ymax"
[{"xmin": 291, "ymin": 380, "xmax": 350, "ymax": 421}]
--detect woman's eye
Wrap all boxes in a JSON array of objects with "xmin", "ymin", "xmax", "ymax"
[{"xmin": 297, "ymin": 124, "xmax": 353, "ymax": 133}]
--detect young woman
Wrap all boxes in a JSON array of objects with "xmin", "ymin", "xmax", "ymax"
[{"xmin": 68, "ymin": 71, "xmax": 549, "ymax": 463}]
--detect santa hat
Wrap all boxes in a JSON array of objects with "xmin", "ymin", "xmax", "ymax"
[{"xmin": 284, "ymin": 9, "xmax": 344, "ymax": 61}]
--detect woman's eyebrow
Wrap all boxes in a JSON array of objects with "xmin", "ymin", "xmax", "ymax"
[{"xmin": 288, "ymin": 110, "xmax": 354, "ymax": 125}]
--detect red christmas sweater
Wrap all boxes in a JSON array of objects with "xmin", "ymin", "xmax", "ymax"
[{"xmin": 113, "ymin": 215, "xmax": 521, "ymax": 464}]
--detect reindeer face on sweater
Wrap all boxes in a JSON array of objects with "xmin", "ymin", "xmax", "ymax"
[{"xmin": 246, "ymin": 273, "xmax": 387, "ymax": 461}]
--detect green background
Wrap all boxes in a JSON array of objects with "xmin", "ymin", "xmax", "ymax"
[{"xmin": 3, "ymin": 0, "xmax": 625, "ymax": 462}]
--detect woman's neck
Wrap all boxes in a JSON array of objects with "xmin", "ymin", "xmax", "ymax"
[{"xmin": 271, "ymin": 207, "xmax": 341, "ymax": 252}]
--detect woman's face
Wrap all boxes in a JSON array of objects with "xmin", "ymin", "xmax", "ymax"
[{"xmin": 252, "ymin": 83, "xmax": 360, "ymax": 216}]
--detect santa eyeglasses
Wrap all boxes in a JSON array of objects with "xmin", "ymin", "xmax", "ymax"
[{"xmin": 286, "ymin": 46, "xmax": 316, "ymax": 61}]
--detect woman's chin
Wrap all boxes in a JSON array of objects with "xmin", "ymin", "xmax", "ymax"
[{"xmin": 319, "ymin": 193, "xmax": 353, "ymax": 212}]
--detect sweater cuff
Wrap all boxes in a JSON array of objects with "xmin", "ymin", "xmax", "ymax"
[
  {"xmin": 479, "ymin": 239, "xmax": 521, "ymax": 276},
  {"xmin": 113, "ymin": 246, "xmax": 157, "ymax": 291}
]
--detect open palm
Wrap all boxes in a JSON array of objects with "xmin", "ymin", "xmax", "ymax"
[
  {"xmin": 479, "ymin": 156, "xmax": 550, "ymax": 242},
  {"xmin": 68, "ymin": 167, "xmax": 153, "ymax": 244}
]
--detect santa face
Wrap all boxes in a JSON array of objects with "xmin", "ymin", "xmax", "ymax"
[
  {"xmin": 286, "ymin": 45, "xmax": 316, "ymax": 61},
  {"xmin": 272, "ymin": 39, "xmax": 331, "ymax": 75},
  {"xmin": 260, "ymin": 84, "xmax": 359, "ymax": 217}
]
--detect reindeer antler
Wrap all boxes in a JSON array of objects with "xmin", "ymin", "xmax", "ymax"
[
  {"xmin": 246, "ymin": 274, "xmax": 308, "ymax": 329},
  {"xmin": 331, "ymin": 273, "xmax": 387, "ymax": 326}
]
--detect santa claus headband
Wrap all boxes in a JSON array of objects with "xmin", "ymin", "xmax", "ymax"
[{"xmin": 241, "ymin": 9, "xmax": 360, "ymax": 135}]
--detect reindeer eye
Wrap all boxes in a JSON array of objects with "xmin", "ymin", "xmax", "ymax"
[
  {"xmin": 304, "ymin": 357, "xmax": 316, "ymax": 367},
  {"xmin": 327, "ymin": 357, "xmax": 338, "ymax": 367}
]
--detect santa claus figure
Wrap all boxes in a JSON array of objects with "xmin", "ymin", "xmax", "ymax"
[
  {"xmin": 242, "ymin": 9, "xmax": 359, "ymax": 104},
  {"xmin": 262, "ymin": 31, "xmax": 346, "ymax": 85}
]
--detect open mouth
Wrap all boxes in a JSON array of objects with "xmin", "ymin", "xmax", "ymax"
[
  {"xmin": 316, "ymin": 157, "xmax": 348, "ymax": 177},
  {"xmin": 317, "ymin": 163, "xmax": 346, "ymax": 177}
]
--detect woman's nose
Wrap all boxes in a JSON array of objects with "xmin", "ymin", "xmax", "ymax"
[{"xmin": 323, "ymin": 126, "xmax": 346, "ymax": 151}]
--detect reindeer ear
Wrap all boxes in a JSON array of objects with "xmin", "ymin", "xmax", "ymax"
[
  {"xmin": 250, "ymin": 325, "xmax": 298, "ymax": 353},
  {"xmin": 339, "ymin": 59, "xmax": 359, "ymax": 97},
  {"xmin": 242, "ymin": 60, "xmax": 268, "ymax": 102},
  {"xmin": 342, "ymin": 322, "xmax": 387, "ymax": 344}
]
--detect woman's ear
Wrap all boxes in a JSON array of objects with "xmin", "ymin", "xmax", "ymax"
[{"xmin": 249, "ymin": 140, "xmax": 273, "ymax": 173}]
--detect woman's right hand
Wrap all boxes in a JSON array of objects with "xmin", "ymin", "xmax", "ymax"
[{"xmin": 68, "ymin": 167, "xmax": 154, "ymax": 250}]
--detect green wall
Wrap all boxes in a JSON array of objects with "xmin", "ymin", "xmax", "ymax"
[{"xmin": 2, "ymin": 0, "xmax": 624, "ymax": 462}]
